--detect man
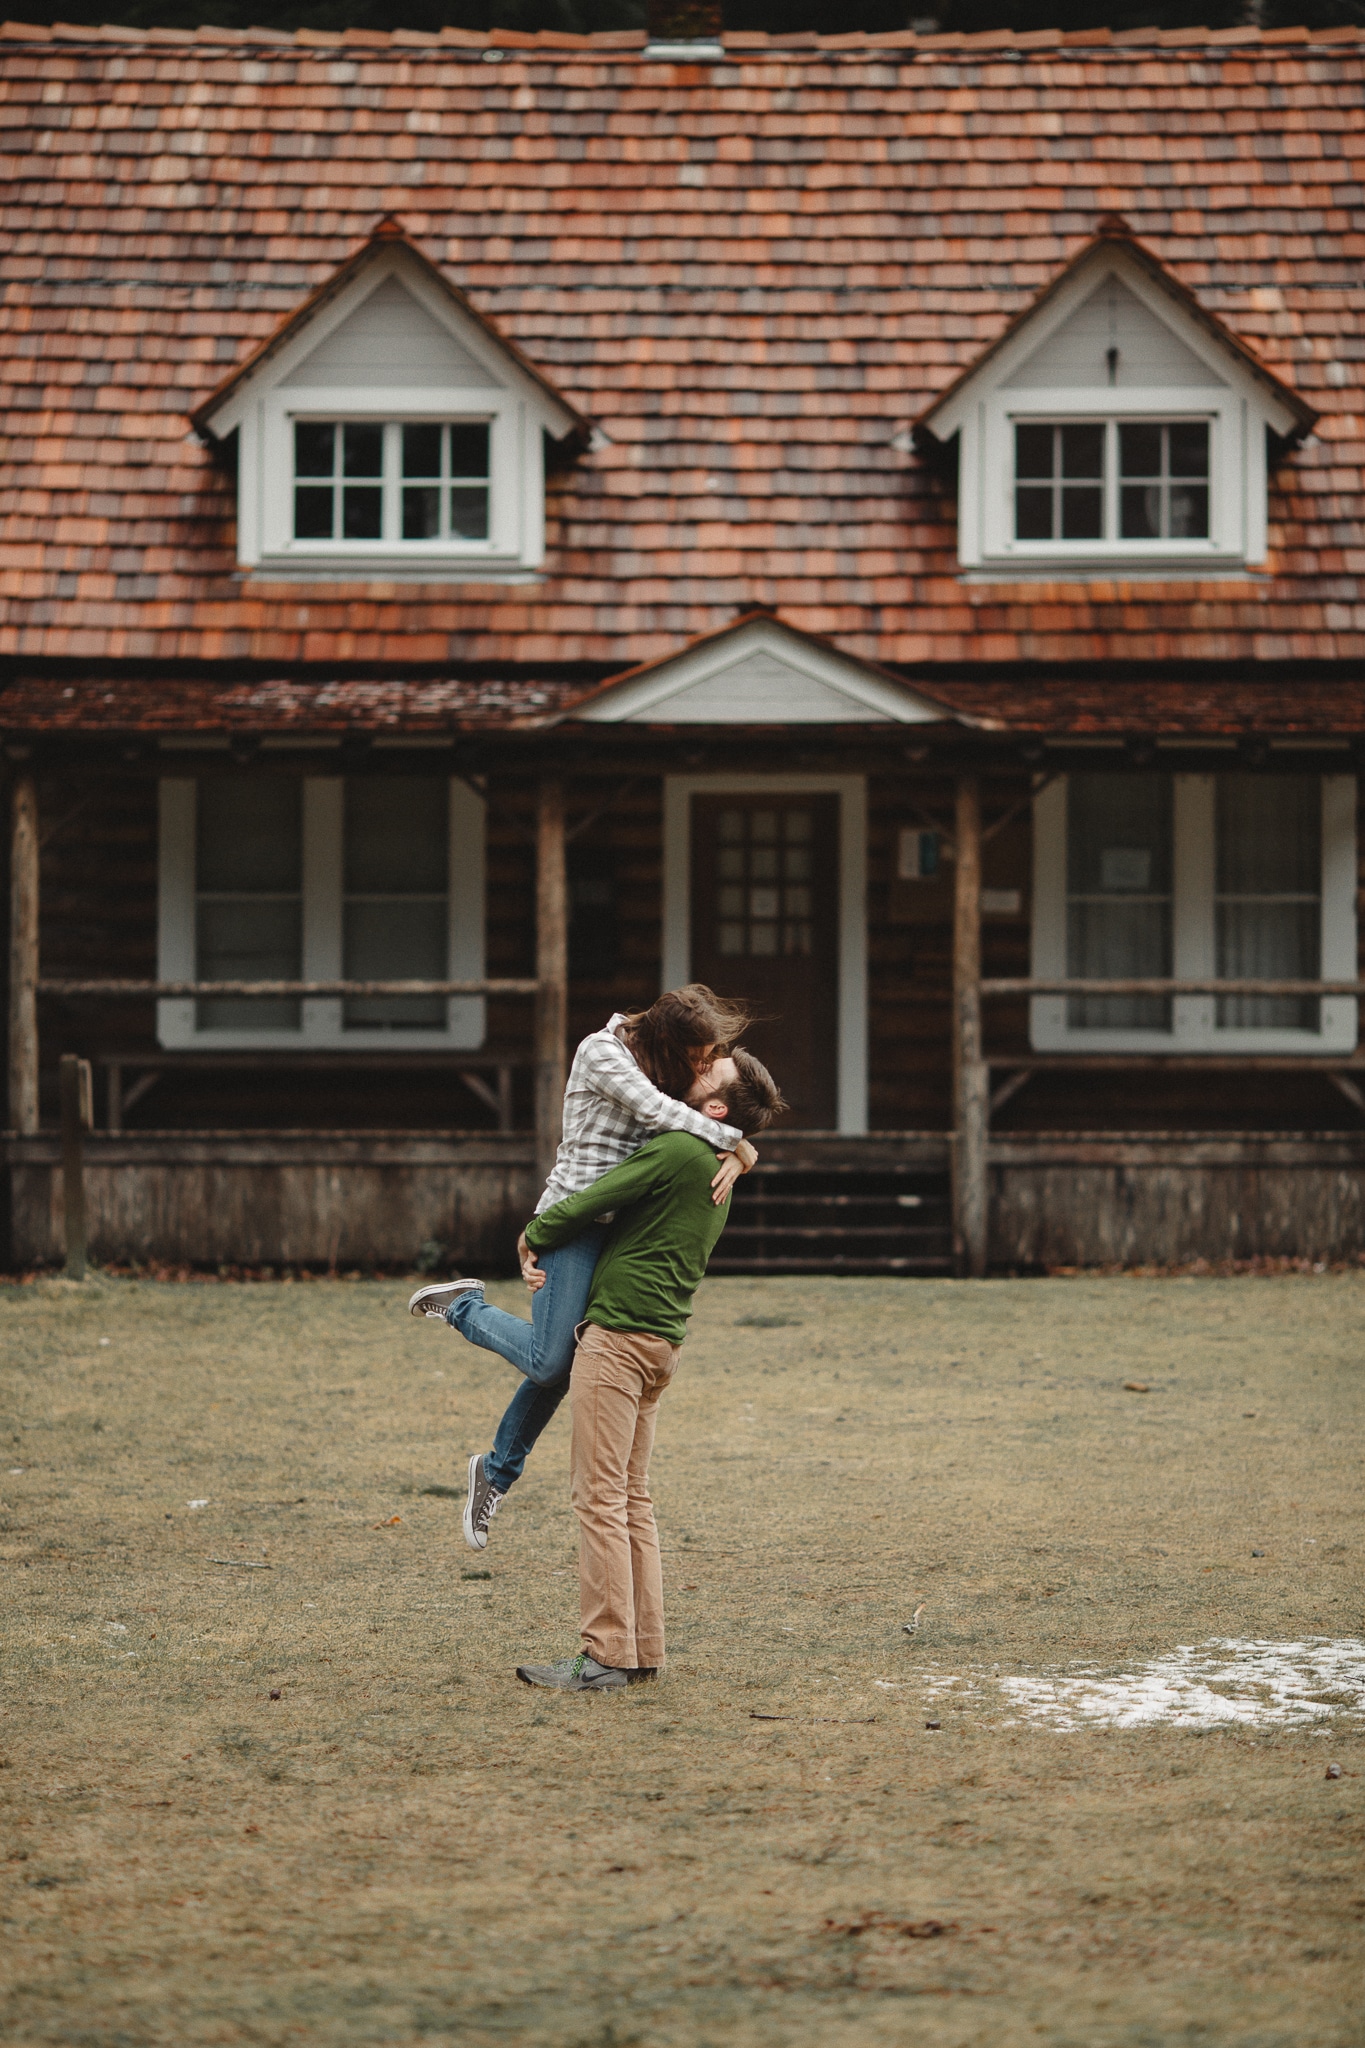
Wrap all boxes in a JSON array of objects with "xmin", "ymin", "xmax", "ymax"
[{"xmin": 514, "ymin": 1047, "xmax": 785, "ymax": 1693}]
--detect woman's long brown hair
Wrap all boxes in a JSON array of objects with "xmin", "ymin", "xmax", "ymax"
[{"xmin": 621, "ymin": 984, "xmax": 752, "ymax": 1100}]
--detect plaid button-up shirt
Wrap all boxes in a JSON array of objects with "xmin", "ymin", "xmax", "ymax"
[{"xmin": 535, "ymin": 1012, "xmax": 745, "ymax": 1213}]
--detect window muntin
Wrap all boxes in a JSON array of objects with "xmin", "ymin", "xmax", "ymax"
[
  {"xmin": 195, "ymin": 779, "xmax": 302, "ymax": 1032},
  {"xmin": 1215, "ymin": 774, "xmax": 1320, "ymax": 1031},
  {"xmin": 292, "ymin": 421, "xmax": 491, "ymax": 545},
  {"xmin": 1013, "ymin": 419, "xmax": 1211, "ymax": 546},
  {"xmin": 1065, "ymin": 775, "xmax": 1173, "ymax": 1031}
]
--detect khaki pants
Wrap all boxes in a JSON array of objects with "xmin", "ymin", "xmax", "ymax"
[{"xmin": 569, "ymin": 1322, "xmax": 680, "ymax": 1672}]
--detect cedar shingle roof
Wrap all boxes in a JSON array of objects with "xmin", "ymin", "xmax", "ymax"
[{"xmin": 1, "ymin": 21, "xmax": 1363, "ymax": 688}]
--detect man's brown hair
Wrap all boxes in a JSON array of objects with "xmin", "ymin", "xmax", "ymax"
[{"xmin": 718, "ymin": 1046, "xmax": 786, "ymax": 1136}]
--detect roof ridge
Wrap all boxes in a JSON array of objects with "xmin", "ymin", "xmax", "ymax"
[{"xmin": 3, "ymin": 16, "xmax": 1364, "ymax": 53}]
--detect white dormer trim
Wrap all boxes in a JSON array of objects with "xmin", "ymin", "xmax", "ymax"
[
  {"xmin": 572, "ymin": 615, "xmax": 950, "ymax": 725},
  {"xmin": 922, "ymin": 245, "xmax": 1306, "ymax": 577},
  {"xmin": 198, "ymin": 242, "xmax": 582, "ymax": 580}
]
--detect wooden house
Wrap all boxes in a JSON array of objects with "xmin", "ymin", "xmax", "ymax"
[{"xmin": 4, "ymin": 19, "xmax": 1365, "ymax": 1273}]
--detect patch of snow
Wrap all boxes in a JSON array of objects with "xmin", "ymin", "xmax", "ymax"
[{"xmin": 998, "ymin": 1638, "xmax": 1365, "ymax": 1731}]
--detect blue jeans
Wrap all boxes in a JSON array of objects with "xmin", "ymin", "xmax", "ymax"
[{"xmin": 446, "ymin": 1223, "xmax": 607, "ymax": 1496}]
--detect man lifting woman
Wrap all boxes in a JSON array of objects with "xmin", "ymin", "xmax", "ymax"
[{"xmin": 408, "ymin": 985, "xmax": 784, "ymax": 1689}]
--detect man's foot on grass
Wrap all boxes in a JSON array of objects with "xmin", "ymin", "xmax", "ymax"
[
  {"xmin": 463, "ymin": 1452, "xmax": 504, "ymax": 1552},
  {"xmin": 408, "ymin": 1279, "xmax": 484, "ymax": 1321},
  {"xmin": 515, "ymin": 1652, "xmax": 628, "ymax": 1692}
]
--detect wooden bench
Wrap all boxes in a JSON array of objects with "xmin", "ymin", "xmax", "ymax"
[{"xmin": 96, "ymin": 1050, "xmax": 526, "ymax": 1134}]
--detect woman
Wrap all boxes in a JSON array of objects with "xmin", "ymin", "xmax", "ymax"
[{"xmin": 407, "ymin": 984, "xmax": 756, "ymax": 1548}]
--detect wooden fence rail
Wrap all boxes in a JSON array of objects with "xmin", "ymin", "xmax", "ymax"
[{"xmin": 981, "ymin": 979, "xmax": 1365, "ymax": 998}]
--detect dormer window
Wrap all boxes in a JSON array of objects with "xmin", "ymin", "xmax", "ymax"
[
  {"xmin": 1013, "ymin": 418, "xmax": 1211, "ymax": 545},
  {"xmin": 191, "ymin": 224, "xmax": 587, "ymax": 581},
  {"xmin": 915, "ymin": 223, "xmax": 1316, "ymax": 578},
  {"xmin": 290, "ymin": 420, "xmax": 492, "ymax": 546}
]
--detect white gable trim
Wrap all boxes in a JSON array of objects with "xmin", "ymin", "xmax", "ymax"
[
  {"xmin": 662, "ymin": 773, "xmax": 868, "ymax": 1133},
  {"xmin": 578, "ymin": 619, "xmax": 945, "ymax": 726},
  {"xmin": 927, "ymin": 246, "xmax": 1299, "ymax": 446}
]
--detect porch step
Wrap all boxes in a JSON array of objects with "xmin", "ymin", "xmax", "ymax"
[{"xmin": 710, "ymin": 1160, "xmax": 953, "ymax": 1276}]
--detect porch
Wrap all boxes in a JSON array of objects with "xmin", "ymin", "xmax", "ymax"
[{"xmin": 6, "ymin": 676, "xmax": 1364, "ymax": 1273}]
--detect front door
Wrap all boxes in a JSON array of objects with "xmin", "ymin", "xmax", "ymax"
[{"xmin": 690, "ymin": 793, "xmax": 839, "ymax": 1128}]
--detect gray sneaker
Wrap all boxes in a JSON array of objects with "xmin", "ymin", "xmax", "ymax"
[
  {"xmin": 408, "ymin": 1279, "xmax": 484, "ymax": 1321},
  {"xmin": 516, "ymin": 1651, "xmax": 628, "ymax": 1692},
  {"xmin": 463, "ymin": 1452, "xmax": 504, "ymax": 1552}
]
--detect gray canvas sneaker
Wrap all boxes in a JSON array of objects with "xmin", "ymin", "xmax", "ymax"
[
  {"xmin": 515, "ymin": 1652, "xmax": 628, "ymax": 1692},
  {"xmin": 463, "ymin": 1451, "xmax": 504, "ymax": 1552},
  {"xmin": 408, "ymin": 1279, "xmax": 485, "ymax": 1321}
]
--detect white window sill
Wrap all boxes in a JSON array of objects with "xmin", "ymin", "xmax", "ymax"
[
  {"xmin": 961, "ymin": 562, "xmax": 1261, "ymax": 584},
  {"xmin": 242, "ymin": 559, "xmax": 544, "ymax": 585}
]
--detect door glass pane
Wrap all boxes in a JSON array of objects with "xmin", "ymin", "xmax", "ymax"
[
  {"xmin": 711, "ymin": 803, "xmax": 821, "ymax": 959},
  {"xmin": 1066, "ymin": 774, "xmax": 1173, "ymax": 1030},
  {"xmin": 195, "ymin": 778, "xmax": 302, "ymax": 1030},
  {"xmin": 343, "ymin": 778, "xmax": 448, "ymax": 1028},
  {"xmin": 1215, "ymin": 775, "xmax": 1320, "ymax": 1029}
]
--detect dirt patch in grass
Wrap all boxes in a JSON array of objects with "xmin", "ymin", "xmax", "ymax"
[{"xmin": 1, "ymin": 1272, "xmax": 1361, "ymax": 2047}]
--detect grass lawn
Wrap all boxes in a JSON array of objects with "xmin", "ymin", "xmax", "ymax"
[{"xmin": 1, "ymin": 1271, "xmax": 1361, "ymax": 2047}]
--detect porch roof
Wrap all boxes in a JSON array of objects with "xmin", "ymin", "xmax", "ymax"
[
  {"xmin": 1, "ymin": 24, "xmax": 1363, "ymax": 674},
  {"xmin": 5, "ymin": 660, "xmax": 1365, "ymax": 744}
]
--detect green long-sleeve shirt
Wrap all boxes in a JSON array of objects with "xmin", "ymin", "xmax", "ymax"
[{"xmin": 523, "ymin": 1129, "xmax": 731, "ymax": 1345}]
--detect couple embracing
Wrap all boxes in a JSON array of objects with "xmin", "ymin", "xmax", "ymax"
[{"xmin": 408, "ymin": 985, "xmax": 784, "ymax": 1691}]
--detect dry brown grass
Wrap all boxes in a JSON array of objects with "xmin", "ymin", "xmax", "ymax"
[{"xmin": 1, "ymin": 1271, "xmax": 1362, "ymax": 2048}]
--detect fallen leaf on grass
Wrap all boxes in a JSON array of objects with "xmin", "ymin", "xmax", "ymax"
[
  {"xmin": 1123, "ymin": 1381, "xmax": 1150, "ymax": 1394},
  {"xmin": 373, "ymin": 1515, "xmax": 402, "ymax": 1528}
]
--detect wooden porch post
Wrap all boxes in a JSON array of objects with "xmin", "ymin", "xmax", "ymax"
[
  {"xmin": 535, "ymin": 777, "xmax": 568, "ymax": 1188},
  {"xmin": 9, "ymin": 772, "xmax": 39, "ymax": 1136},
  {"xmin": 59, "ymin": 1054, "xmax": 92, "ymax": 1281},
  {"xmin": 952, "ymin": 773, "xmax": 988, "ymax": 1277}
]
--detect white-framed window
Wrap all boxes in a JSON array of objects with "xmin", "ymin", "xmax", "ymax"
[
  {"xmin": 1013, "ymin": 419, "xmax": 1211, "ymax": 544},
  {"xmin": 157, "ymin": 775, "xmax": 486, "ymax": 1050},
  {"xmin": 292, "ymin": 420, "xmax": 492, "ymax": 546},
  {"xmin": 918, "ymin": 253, "xmax": 1307, "ymax": 575},
  {"xmin": 1031, "ymin": 773, "xmax": 1358, "ymax": 1053},
  {"xmin": 196, "ymin": 252, "xmax": 581, "ymax": 579}
]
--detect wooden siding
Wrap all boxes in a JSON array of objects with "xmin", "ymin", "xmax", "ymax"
[
  {"xmin": 5, "ymin": 1132, "xmax": 537, "ymax": 1269},
  {"xmin": 8, "ymin": 1129, "xmax": 1363, "ymax": 1271},
  {"xmin": 989, "ymin": 1134, "xmax": 1365, "ymax": 1267}
]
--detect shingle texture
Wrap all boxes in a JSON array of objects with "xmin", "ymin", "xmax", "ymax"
[{"xmin": 2, "ymin": 22, "xmax": 1363, "ymax": 681}]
